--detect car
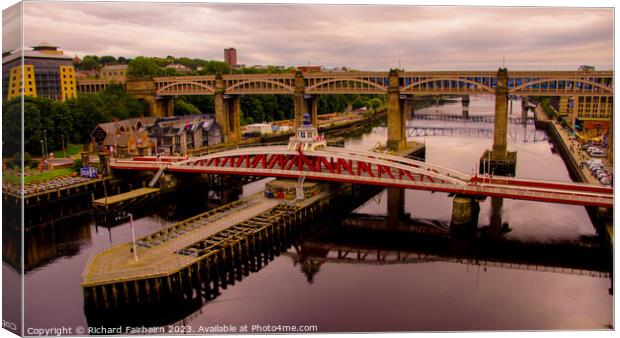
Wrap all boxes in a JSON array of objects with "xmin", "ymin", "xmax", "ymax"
[
  {"xmin": 589, "ymin": 149, "xmax": 606, "ymax": 157},
  {"xmin": 600, "ymin": 177, "xmax": 612, "ymax": 185}
]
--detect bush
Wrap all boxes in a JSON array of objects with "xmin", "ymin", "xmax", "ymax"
[
  {"xmin": 72, "ymin": 158, "xmax": 83, "ymax": 172},
  {"xmin": 29, "ymin": 160, "xmax": 39, "ymax": 169}
]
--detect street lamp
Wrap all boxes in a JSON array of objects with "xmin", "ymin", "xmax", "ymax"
[{"xmin": 128, "ymin": 213, "xmax": 138, "ymax": 262}]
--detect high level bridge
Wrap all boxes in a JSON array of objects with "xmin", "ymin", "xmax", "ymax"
[{"xmin": 78, "ymin": 69, "xmax": 613, "ymax": 151}]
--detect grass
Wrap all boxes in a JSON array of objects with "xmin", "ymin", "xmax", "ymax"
[
  {"xmin": 51, "ymin": 143, "xmax": 83, "ymax": 158},
  {"xmin": 3, "ymin": 167, "xmax": 76, "ymax": 185}
]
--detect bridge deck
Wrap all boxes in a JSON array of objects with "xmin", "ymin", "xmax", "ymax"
[{"xmin": 92, "ymin": 187, "xmax": 160, "ymax": 207}]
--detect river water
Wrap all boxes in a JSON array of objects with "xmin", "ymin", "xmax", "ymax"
[{"xmin": 7, "ymin": 95, "xmax": 613, "ymax": 333}]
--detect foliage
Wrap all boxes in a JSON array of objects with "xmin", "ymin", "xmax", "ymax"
[
  {"xmin": 127, "ymin": 56, "xmax": 165, "ymax": 78},
  {"xmin": 175, "ymin": 99, "xmax": 202, "ymax": 116},
  {"xmin": 2, "ymin": 85, "xmax": 147, "ymax": 156}
]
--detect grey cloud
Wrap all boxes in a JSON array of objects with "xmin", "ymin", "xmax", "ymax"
[{"xmin": 18, "ymin": 2, "xmax": 614, "ymax": 70}]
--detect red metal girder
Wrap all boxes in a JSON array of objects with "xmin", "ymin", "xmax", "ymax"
[
  {"xmin": 299, "ymin": 154, "xmax": 317, "ymax": 172},
  {"xmin": 357, "ymin": 161, "xmax": 374, "ymax": 177},
  {"xmin": 213, "ymin": 158, "xmax": 221, "ymax": 166},
  {"xmin": 319, "ymin": 157, "xmax": 335, "ymax": 173},
  {"xmin": 221, "ymin": 156, "xmax": 230, "ymax": 167},
  {"xmin": 285, "ymin": 155, "xmax": 297, "ymax": 170},
  {"xmin": 378, "ymin": 164, "xmax": 395, "ymax": 179},
  {"xmin": 336, "ymin": 158, "xmax": 353, "ymax": 175},
  {"xmin": 206, "ymin": 158, "xmax": 215, "ymax": 166},
  {"xmin": 398, "ymin": 169, "xmax": 415, "ymax": 181},
  {"xmin": 250, "ymin": 154, "xmax": 265, "ymax": 169},
  {"xmin": 235, "ymin": 155, "xmax": 248, "ymax": 167},
  {"xmin": 470, "ymin": 176, "xmax": 613, "ymax": 194},
  {"xmin": 266, "ymin": 154, "xmax": 279, "ymax": 169}
]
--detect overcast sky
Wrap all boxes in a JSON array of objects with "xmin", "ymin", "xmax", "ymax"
[{"xmin": 3, "ymin": 1, "xmax": 614, "ymax": 70}]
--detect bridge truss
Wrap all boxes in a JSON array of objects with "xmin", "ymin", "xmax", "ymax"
[{"xmin": 111, "ymin": 146, "xmax": 613, "ymax": 208}]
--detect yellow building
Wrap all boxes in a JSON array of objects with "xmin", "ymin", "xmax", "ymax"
[
  {"xmin": 7, "ymin": 65, "xmax": 36, "ymax": 99},
  {"xmin": 2, "ymin": 42, "xmax": 77, "ymax": 101}
]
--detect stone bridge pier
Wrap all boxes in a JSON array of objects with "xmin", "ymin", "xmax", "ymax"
[
  {"xmin": 387, "ymin": 70, "xmax": 407, "ymax": 151},
  {"xmin": 215, "ymin": 74, "xmax": 241, "ymax": 144},
  {"xmin": 126, "ymin": 79, "xmax": 174, "ymax": 117},
  {"xmin": 479, "ymin": 68, "xmax": 517, "ymax": 176},
  {"xmin": 461, "ymin": 95, "xmax": 470, "ymax": 119}
]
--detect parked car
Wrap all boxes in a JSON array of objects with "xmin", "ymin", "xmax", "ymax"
[{"xmin": 589, "ymin": 149, "xmax": 606, "ymax": 157}]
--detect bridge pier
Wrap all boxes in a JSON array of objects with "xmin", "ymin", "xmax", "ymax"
[
  {"xmin": 305, "ymin": 95, "xmax": 319, "ymax": 127},
  {"xmin": 450, "ymin": 195, "xmax": 480, "ymax": 229},
  {"xmin": 387, "ymin": 188, "xmax": 405, "ymax": 228},
  {"xmin": 479, "ymin": 68, "xmax": 517, "ymax": 176},
  {"xmin": 387, "ymin": 69, "xmax": 407, "ymax": 151},
  {"xmin": 214, "ymin": 74, "xmax": 241, "ymax": 144},
  {"xmin": 462, "ymin": 95, "xmax": 470, "ymax": 119},
  {"xmin": 293, "ymin": 71, "xmax": 308, "ymax": 129}
]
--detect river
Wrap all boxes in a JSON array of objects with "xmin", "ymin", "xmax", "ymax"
[{"xmin": 5, "ymin": 94, "xmax": 612, "ymax": 333}]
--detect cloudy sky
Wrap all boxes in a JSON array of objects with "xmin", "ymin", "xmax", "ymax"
[{"xmin": 2, "ymin": 1, "xmax": 615, "ymax": 70}]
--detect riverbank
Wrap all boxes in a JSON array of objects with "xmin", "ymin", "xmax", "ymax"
[{"xmin": 534, "ymin": 104, "xmax": 613, "ymax": 246}]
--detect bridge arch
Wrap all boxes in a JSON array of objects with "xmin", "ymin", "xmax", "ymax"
[
  {"xmin": 305, "ymin": 78, "xmax": 388, "ymax": 92},
  {"xmin": 402, "ymin": 77, "xmax": 495, "ymax": 93},
  {"xmin": 226, "ymin": 79, "xmax": 294, "ymax": 93},
  {"xmin": 156, "ymin": 81, "xmax": 215, "ymax": 95},
  {"xmin": 510, "ymin": 78, "xmax": 613, "ymax": 94}
]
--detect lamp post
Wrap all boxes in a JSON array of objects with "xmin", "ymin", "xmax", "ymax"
[
  {"xmin": 128, "ymin": 213, "xmax": 138, "ymax": 262},
  {"xmin": 43, "ymin": 129, "xmax": 48, "ymax": 159}
]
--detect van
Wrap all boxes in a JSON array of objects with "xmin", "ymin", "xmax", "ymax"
[{"xmin": 589, "ymin": 149, "xmax": 606, "ymax": 157}]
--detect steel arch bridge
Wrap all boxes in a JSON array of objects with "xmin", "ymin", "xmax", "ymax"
[
  {"xmin": 111, "ymin": 145, "xmax": 613, "ymax": 208},
  {"xmin": 150, "ymin": 71, "xmax": 613, "ymax": 97}
]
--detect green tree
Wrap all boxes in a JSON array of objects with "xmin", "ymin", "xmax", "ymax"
[
  {"xmin": 99, "ymin": 55, "xmax": 117, "ymax": 65},
  {"xmin": 127, "ymin": 56, "xmax": 164, "ymax": 78},
  {"xmin": 79, "ymin": 55, "xmax": 100, "ymax": 71},
  {"xmin": 174, "ymin": 100, "xmax": 202, "ymax": 116}
]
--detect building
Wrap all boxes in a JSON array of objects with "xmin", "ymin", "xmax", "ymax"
[
  {"xmin": 224, "ymin": 48, "xmax": 237, "ymax": 67},
  {"xmin": 91, "ymin": 115, "xmax": 223, "ymax": 157},
  {"xmin": 165, "ymin": 63, "xmax": 192, "ymax": 74},
  {"xmin": 2, "ymin": 42, "xmax": 77, "ymax": 101},
  {"xmin": 578, "ymin": 65, "xmax": 596, "ymax": 72},
  {"xmin": 297, "ymin": 66, "xmax": 322, "ymax": 73},
  {"xmin": 244, "ymin": 123, "xmax": 275, "ymax": 136},
  {"xmin": 99, "ymin": 64, "xmax": 128, "ymax": 82}
]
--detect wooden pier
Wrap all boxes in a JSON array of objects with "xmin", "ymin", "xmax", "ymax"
[{"xmin": 92, "ymin": 187, "xmax": 160, "ymax": 207}]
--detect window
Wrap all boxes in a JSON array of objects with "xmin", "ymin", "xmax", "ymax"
[{"xmin": 29, "ymin": 81, "xmax": 32, "ymax": 85}]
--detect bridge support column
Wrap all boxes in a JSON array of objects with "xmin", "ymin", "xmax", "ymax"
[
  {"xmin": 214, "ymin": 74, "xmax": 241, "ymax": 144},
  {"xmin": 450, "ymin": 195, "xmax": 479, "ymax": 228},
  {"xmin": 387, "ymin": 69, "xmax": 407, "ymax": 151},
  {"xmin": 387, "ymin": 188, "xmax": 405, "ymax": 228},
  {"xmin": 151, "ymin": 97, "xmax": 174, "ymax": 117},
  {"xmin": 215, "ymin": 75, "xmax": 229, "ymax": 142},
  {"xmin": 293, "ymin": 71, "xmax": 307, "ymax": 129},
  {"xmin": 402, "ymin": 95, "xmax": 414, "ymax": 118},
  {"xmin": 462, "ymin": 95, "xmax": 470, "ymax": 119},
  {"xmin": 305, "ymin": 95, "xmax": 319, "ymax": 127},
  {"xmin": 479, "ymin": 68, "xmax": 517, "ymax": 176},
  {"xmin": 489, "ymin": 197, "xmax": 506, "ymax": 239},
  {"xmin": 225, "ymin": 96, "xmax": 241, "ymax": 144}
]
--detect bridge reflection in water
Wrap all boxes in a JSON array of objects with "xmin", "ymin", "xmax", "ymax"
[{"xmin": 83, "ymin": 188, "xmax": 611, "ymax": 329}]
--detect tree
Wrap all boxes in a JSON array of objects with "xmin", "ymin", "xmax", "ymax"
[
  {"xmin": 127, "ymin": 56, "xmax": 164, "ymax": 78},
  {"xmin": 369, "ymin": 98, "xmax": 383, "ymax": 111},
  {"xmin": 99, "ymin": 55, "xmax": 117, "ymax": 65},
  {"xmin": 79, "ymin": 55, "xmax": 100, "ymax": 71},
  {"xmin": 175, "ymin": 100, "xmax": 202, "ymax": 116}
]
